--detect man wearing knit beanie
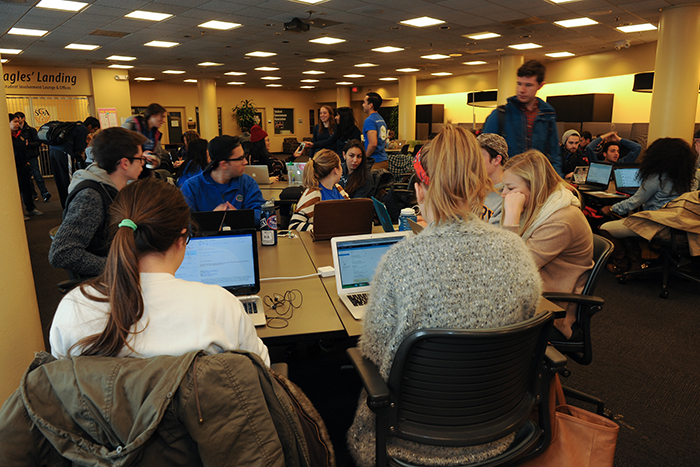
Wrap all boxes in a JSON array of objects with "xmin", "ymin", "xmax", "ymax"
[
  {"xmin": 560, "ymin": 129, "xmax": 588, "ymax": 181},
  {"xmin": 477, "ymin": 133, "xmax": 508, "ymax": 225}
]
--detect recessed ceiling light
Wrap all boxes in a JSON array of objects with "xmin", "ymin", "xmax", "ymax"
[
  {"xmin": 261, "ymin": 76, "xmax": 281, "ymax": 80},
  {"xmin": 546, "ymin": 0, "xmax": 582, "ymax": 3},
  {"xmin": 301, "ymin": 85, "xmax": 316, "ymax": 89},
  {"xmin": 309, "ymin": 37, "xmax": 346, "ymax": 45},
  {"xmin": 307, "ymin": 58, "xmax": 333, "ymax": 63},
  {"xmin": 292, "ymin": 0, "xmax": 332, "ymax": 4},
  {"xmin": 372, "ymin": 46, "xmax": 404, "ymax": 53},
  {"xmin": 107, "ymin": 55, "xmax": 136, "ymax": 61},
  {"xmin": 465, "ymin": 32, "xmax": 500, "ymax": 40},
  {"xmin": 336, "ymin": 81, "xmax": 353, "ymax": 85},
  {"xmin": 432, "ymin": 72, "xmax": 452, "ymax": 76},
  {"xmin": 8, "ymin": 28, "xmax": 48, "ymax": 37},
  {"xmin": 266, "ymin": 84, "xmax": 282, "ymax": 87},
  {"xmin": 255, "ymin": 66, "xmax": 279, "ymax": 71},
  {"xmin": 1, "ymin": 58, "xmax": 9, "ymax": 63},
  {"xmin": 546, "ymin": 52, "xmax": 575, "ymax": 57},
  {"xmin": 134, "ymin": 77, "xmax": 154, "ymax": 81},
  {"xmin": 379, "ymin": 77, "xmax": 398, "ymax": 81},
  {"xmin": 227, "ymin": 82, "xmax": 245, "ymax": 85},
  {"xmin": 184, "ymin": 79, "xmax": 198, "ymax": 83},
  {"xmin": 617, "ymin": 23, "xmax": 657, "ymax": 33},
  {"xmin": 301, "ymin": 79, "xmax": 320, "ymax": 83},
  {"xmin": 36, "ymin": 0, "xmax": 87, "ymax": 12},
  {"xmin": 509, "ymin": 43, "xmax": 542, "ymax": 50},
  {"xmin": 108, "ymin": 64, "xmax": 133, "ymax": 69},
  {"xmin": 396, "ymin": 68, "xmax": 419, "ymax": 72},
  {"xmin": 554, "ymin": 17, "xmax": 598, "ymax": 28},
  {"xmin": 65, "ymin": 44, "xmax": 99, "ymax": 51},
  {"xmin": 163, "ymin": 70, "xmax": 185, "ymax": 74},
  {"xmin": 0, "ymin": 48, "xmax": 23, "ymax": 54},
  {"xmin": 399, "ymin": 16, "xmax": 445, "ymax": 28},
  {"xmin": 344, "ymin": 74, "xmax": 364, "ymax": 78},
  {"xmin": 145, "ymin": 41, "xmax": 179, "ymax": 48},
  {"xmin": 198, "ymin": 62, "xmax": 223, "ymax": 66},
  {"xmin": 125, "ymin": 11, "xmax": 172, "ymax": 21},
  {"xmin": 198, "ymin": 20, "xmax": 242, "ymax": 30},
  {"xmin": 421, "ymin": 54, "xmax": 450, "ymax": 60},
  {"xmin": 246, "ymin": 51, "xmax": 276, "ymax": 57},
  {"xmin": 355, "ymin": 63, "xmax": 379, "ymax": 67},
  {"xmin": 463, "ymin": 61, "xmax": 487, "ymax": 65},
  {"xmin": 225, "ymin": 71, "xmax": 246, "ymax": 76},
  {"xmin": 303, "ymin": 70, "xmax": 325, "ymax": 75}
]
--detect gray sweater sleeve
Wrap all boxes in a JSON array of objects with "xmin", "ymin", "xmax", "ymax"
[{"xmin": 48, "ymin": 189, "xmax": 107, "ymax": 276}]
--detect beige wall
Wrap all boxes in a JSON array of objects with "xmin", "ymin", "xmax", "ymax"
[{"xmin": 91, "ymin": 68, "xmax": 132, "ymax": 126}]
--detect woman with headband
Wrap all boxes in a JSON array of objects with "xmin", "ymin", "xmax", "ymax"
[
  {"xmin": 49, "ymin": 177, "xmax": 269, "ymax": 365},
  {"xmin": 347, "ymin": 126, "xmax": 542, "ymax": 467}
]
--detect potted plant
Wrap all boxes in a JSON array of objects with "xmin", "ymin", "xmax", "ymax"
[{"xmin": 233, "ymin": 99, "xmax": 257, "ymax": 133}]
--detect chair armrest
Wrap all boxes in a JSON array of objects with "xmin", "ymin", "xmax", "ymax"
[
  {"xmin": 346, "ymin": 347, "xmax": 391, "ymax": 409},
  {"xmin": 542, "ymin": 293, "xmax": 604, "ymax": 307},
  {"xmin": 544, "ymin": 345, "xmax": 567, "ymax": 371}
]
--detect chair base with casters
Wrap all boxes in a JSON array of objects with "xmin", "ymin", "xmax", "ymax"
[{"xmin": 347, "ymin": 311, "xmax": 567, "ymax": 467}]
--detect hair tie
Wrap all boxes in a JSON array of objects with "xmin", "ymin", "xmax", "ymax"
[
  {"xmin": 118, "ymin": 219, "xmax": 138, "ymax": 231},
  {"xmin": 413, "ymin": 149, "xmax": 430, "ymax": 186}
]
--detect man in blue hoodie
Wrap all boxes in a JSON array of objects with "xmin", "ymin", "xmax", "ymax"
[{"xmin": 483, "ymin": 60, "xmax": 562, "ymax": 176}]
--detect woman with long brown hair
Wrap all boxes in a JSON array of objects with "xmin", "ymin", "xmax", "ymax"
[
  {"xmin": 308, "ymin": 105, "xmax": 336, "ymax": 158},
  {"xmin": 50, "ymin": 177, "xmax": 269, "ymax": 364},
  {"xmin": 338, "ymin": 139, "xmax": 375, "ymax": 198}
]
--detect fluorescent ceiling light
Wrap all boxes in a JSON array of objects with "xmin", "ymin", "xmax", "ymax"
[
  {"xmin": 198, "ymin": 20, "xmax": 241, "ymax": 30},
  {"xmin": 344, "ymin": 74, "xmax": 364, "ymax": 78},
  {"xmin": 108, "ymin": 64, "xmax": 133, "ymax": 69},
  {"xmin": 463, "ymin": 61, "xmax": 487, "ymax": 65},
  {"xmin": 145, "ymin": 41, "xmax": 179, "ymax": 48},
  {"xmin": 36, "ymin": 0, "xmax": 87, "ymax": 12},
  {"xmin": 125, "ymin": 11, "xmax": 172, "ymax": 21},
  {"xmin": 8, "ymin": 28, "xmax": 48, "ymax": 37},
  {"xmin": 554, "ymin": 17, "xmax": 598, "ymax": 28},
  {"xmin": 266, "ymin": 84, "xmax": 282, "ymax": 87},
  {"xmin": 301, "ymin": 79, "xmax": 319, "ymax": 83},
  {"xmin": 246, "ymin": 51, "xmax": 276, "ymax": 57},
  {"xmin": 0, "ymin": 48, "xmax": 22, "ymax": 54},
  {"xmin": 301, "ymin": 86, "xmax": 315, "ymax": 89},
  {"xmin": 65, "ymin": 43, "xmax": 99, "ymax": 51},
  {"xmin": 617, "ymin": 23, "xmax": 657, "ymax": 33},
  {"xmin": 107, "ymin": 55, "xmax": 136, "ymax": 61},
  {"xmin": 255, "ymin": 66, "xmax": 279, "ymax": 71},
  {"xmin": 307, "ymin": 58, "xmax": 333, "ymax": 63},
  {"xmin": 198, "ymin": 62, "xmax": 223, "ymax": 66},
  {"xmin": 292, "ymin": 0, "xmax": 331, "ymax": 4},
  {"xmin": 225, "ymin": 71, "xmax": 246, "ymax": 76},
  {"xmin": 355, "ymin": 63, "xmax": 379, "ymax": 67},
  {"xmin": 163, "ymin": 70, "xmax": 185, "ymax": 74},
  {"xmin": 303, "ymin": 70, "xmax": 325, "ymax": 75},
  {"xmin": 372, "ymin": 46, "xmax": 404, "ymax": 53},
  {"xmin": 134, "ymin": 77, "xmax": 154, "ymax": 81},
  {"xmin": 396, "ymin": 68, "xmax": 419, "ymax": 72},
  {"xmin": 547, "ymin": 0, "xmax": 582, "ymax": 3},
  {"xmin": 431, "ymin": 72, "xmax": 452, "ymax": 76},
  {"xmin": 509, "ymin": 43, "xmax": 542, "ymax": 50},
  {"xmin": 1, "ymin": 58, "xmax": 8, "ymax": 63},
  {"xmin": 465, "ymin": 32, "xmax": 500, "ymax": 40},
  {"xmin": 309, "ymin": 37, "xmax": 346, "ymax": 45},
  {"xmin": 184, "ymin": 79, "xmax": 197, "ymax": 83},
  {"xmin": 336, "ymin": 82, "xmax": 353, "ymax": 85},
  {"xmin": 546, "ymin": 52, "xmax": 575, "ymax": 57},
  {"xmin": 400, "ymin": 16, "xmax": 445, "ymax": 28},
  {"xmin": 379, "ymin": 77, "xmax": 398, "ymax": 81},
  {"xmin": 261, "ymin": 76, "xmax": 281, "ymax": 80},
  {"xmin": 228, "ymin": 82, "xmax": 245, "ymax": 85},
  {"xmin": 421, "ymin": 54, "xmax": 450, "ymax": 60}
]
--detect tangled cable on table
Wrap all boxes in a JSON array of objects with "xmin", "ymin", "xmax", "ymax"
[{"xmin": 263, "ymin": 289, "xmax": 303, "ymax": 328}]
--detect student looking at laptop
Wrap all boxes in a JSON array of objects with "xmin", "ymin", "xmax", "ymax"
[
  {"xmin": 338, "ymin": 139, "xmax": 375, "ymax": 199},
  {"xmin": 347, "ymin": 126, "xmax": 542, "ymax": 467},
  {"xmin": 289, "ymin": 149, "xmax": 349, "ymax": 231},
  {"xmin": 50, "ymin": 178, "xmax": 269, "ymax": 365}
]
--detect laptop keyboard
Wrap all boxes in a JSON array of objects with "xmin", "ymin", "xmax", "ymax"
[
  {"xmin": 242, "ymin": 301, "xmax": 258, "ymax": 315},
  {"xmin": 348, "ymin": 293, "xmax": 369, "ymax": 307}
]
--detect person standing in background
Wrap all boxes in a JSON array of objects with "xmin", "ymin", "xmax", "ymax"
[
  {"xmin": 15, "ymin": 111, "xmax": 51, "ymax": 202},
  {"xmin": 10, "ymin": 113, "xmax": 43, "ymax": 219},
  {"xmin": 362, "ymin": 92, "xmax": 389, "ymax": 170}
]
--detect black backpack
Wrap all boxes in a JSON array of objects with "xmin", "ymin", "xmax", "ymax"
[{"xmin": 37, "ymin": 121, "xmax": 79, "ymax": 145}]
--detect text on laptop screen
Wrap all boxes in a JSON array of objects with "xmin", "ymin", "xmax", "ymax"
[
  {"xmin": 175, "ymin": 233, "xmax": 255, "ymax": 290},
  {"xmin": 586, "ymin": 163, "xmax": 612, "ymax": 185},
  {"xmin": 337, "ymin": 237, "xmax": 405, "ymax": 289},
  {"xmin": 614, "ymin": 168, "xmax": 640, "ymax": 188}
]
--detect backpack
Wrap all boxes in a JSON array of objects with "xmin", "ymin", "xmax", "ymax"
[{"xmin": 37, "ymin": 121, "xmax": 79, "ymax": 145}]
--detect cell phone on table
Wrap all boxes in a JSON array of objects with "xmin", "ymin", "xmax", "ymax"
[{"xmin": 297, "ymin": 142, "xmax": 306, "ymax": 152}]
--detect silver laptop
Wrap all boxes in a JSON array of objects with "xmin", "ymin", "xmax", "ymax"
[
  {"xmin": 576, "ymin": 162, "xmax": 613, "ymax": 191},
  {"xmin": 331, "ymin": 232, "xmax": 410, "ymax": 320},
  {"xmin": 244, "ymin": 165, "xmax": 273, "ymax": 185},
  {"xmin": 174, "ymin": 230, "xmax": 266, "ymax": 326}
]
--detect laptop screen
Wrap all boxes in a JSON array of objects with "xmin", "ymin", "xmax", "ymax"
[
  {"xmin": 586, "ymin": 163, "xmax": 613, "ymax": 186},
  {"xmin": 175, "ymin": 231, "xmax": 260, "ymax": 295},
  {"xmin": 336, "ymin": 236, "xmax": 406, "ymax": 290},
  {"xmin": 614, "ymin": 167, "xmax": 640, "ymax": 190}
]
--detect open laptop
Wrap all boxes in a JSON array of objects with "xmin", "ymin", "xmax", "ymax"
[
  {"xmin": 371, "ymin": 197, "xmax": 395, "ymax": 232},
  {"xmin": 174, "ymin": 230, "xmax": 266, "ymax": 326},
  {"xmin": 191, "ymin": 210, "xmax": 256, "ymax": 235},
  {"xmin": 287, "ymin": 162, "xmax": 306, "ymax": 186},
  {"xmin": 576, "ymin": 162, "xmax": 613, "ymax": 192},
  {"xmin": 311, "ymin": 198, "xmax": 374, "ymax": 241},
  {"xmin": 244, "ymin": 165, "xmax": 273, "ymax": 185},
  {"xmin": 613, "ymin": 167, "xmax": 641, "ymax": 195},
  {"xmin": 331, "ymin": 231, "xmax": 410, "ymax": 320}
]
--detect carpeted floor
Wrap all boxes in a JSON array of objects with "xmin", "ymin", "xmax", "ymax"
[{"xmin": 27, "ymin": 177, "xmax": 700, "ymax": 466}]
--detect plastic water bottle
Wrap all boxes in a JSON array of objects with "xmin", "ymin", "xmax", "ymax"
[
  {"xmin": 398, "ymin": 208, "xmax": 418, "ymax": 231},
  {"xmin": 260, "ymin": 199, "xmax": 277, "ymax": 246}
]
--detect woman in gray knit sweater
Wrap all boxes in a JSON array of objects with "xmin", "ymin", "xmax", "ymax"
[{"xmin": 346, "ymin": 126, "xmax": 543, "ymax": 467}]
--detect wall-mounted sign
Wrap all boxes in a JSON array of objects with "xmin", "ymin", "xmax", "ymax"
[
  {"xmin": 3, "ymin": 66, "xmax": 91, "ymax": 95},
  {"xmin": 274, "ymin": 108, "xmax": 294, "ymax": 135}
]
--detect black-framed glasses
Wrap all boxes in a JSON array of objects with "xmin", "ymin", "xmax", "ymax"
[
  {"xmin": 226, "ymin": 156, "xmax": 247, "ymax": 162},
  {"xmin": 130, "ymin": 156, "xmax": 147, "ymax": 165}
]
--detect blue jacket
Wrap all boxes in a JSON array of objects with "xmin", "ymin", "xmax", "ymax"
[
  {"xmin": 483, "ymin": 96, "xmax": 562, "ymax": 176},
  {"xmin": 181, "ymin": 171, "xmax": 265, "ymax": 223}
]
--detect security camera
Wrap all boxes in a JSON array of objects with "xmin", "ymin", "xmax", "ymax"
[{"xmin": 614, "ymin": 40, "xmax": 631, "ymax": 50}]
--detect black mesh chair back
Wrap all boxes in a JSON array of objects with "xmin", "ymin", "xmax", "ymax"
[{"xmin": 583, "ymin": 235, "xmax": 615, "ymax": 296}]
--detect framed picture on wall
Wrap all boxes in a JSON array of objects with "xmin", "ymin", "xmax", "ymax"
[
  {"xmin": 274, "ymin": 108, "xmax": 294, "ymax": 135},
  {"xmin": 254, "ymin": 109, "xmax": 266, "ymax": 132}
]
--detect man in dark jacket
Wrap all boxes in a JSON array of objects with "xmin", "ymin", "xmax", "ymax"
[
  {"xmin": 9, "ymin": 113, "xmax": 42, "ymax": 219},
  {"xmin": 560, "ymin": 129, "xmax": 589, "ymax": 180},
  {"xmin": 15, "ymin": 111, "xmax": 51, "ymax": 202}
]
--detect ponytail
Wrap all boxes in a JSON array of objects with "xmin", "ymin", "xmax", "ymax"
[{"xmin": 302, "ymin": 149, "xmax": 341, "ymax": 191}]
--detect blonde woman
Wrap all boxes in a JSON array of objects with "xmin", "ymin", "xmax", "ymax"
[
  {"xmin": 289, "ymin": 149, "xmax": 349, "ymax": 231},
  {"xmin": 347, "ymin": 126, "xmax": 542, "ymax": 467},
  {"xmin": 501, "ymin": 149, "xmax": 594, "ymax": 339}
]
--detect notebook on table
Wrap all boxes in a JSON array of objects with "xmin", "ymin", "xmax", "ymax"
[
  {"xmin": 244, "ymin": 165, "xmax": 273, "ymax": 185},
  {"xmin": 311, "ymin": 198, "xmax": 374, "ymax": 241},
  {"xmin": 576, "ymin": 162, "xmax": 613, "ymax": 192},
  {"xmin": 191, "ymin": 210, "xmax": 256, "ymax": 235},
  {"xmin": 613, "ymin": 167, "xmax": 641, "ymax": 195},
  {"xmin": 174, "ymin": 230, "xmax": 266, "ymax": 326},
  {"xmin": 331, "ymin": 232, "xmax": 410, "ymax": 320},
  {"xmin": 371, "ymin": 197, "xmax": 395, "ymax": 232}
]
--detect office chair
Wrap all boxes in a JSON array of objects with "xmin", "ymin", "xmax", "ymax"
[
  {"xmin": 347, "ymin": 311, "xmax": 567, "ymax": 467},
  {"xmin": 49, "ymin": 226, "xmax": 85, "ymax": 294}
]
